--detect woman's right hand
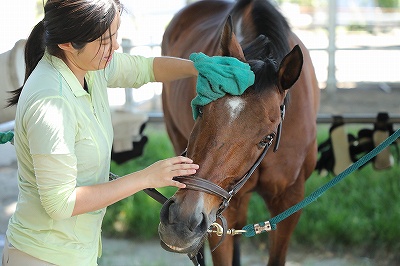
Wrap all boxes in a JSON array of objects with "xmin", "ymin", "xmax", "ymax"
[
  {"xmin": 138, "ymin": 156, "xmax": 199, "ymax": 189},
  {"xmin": 73, "ymin": 156, "xmax": 198, "ymax": 216}
]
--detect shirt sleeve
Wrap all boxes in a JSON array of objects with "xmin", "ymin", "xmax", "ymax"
[
  {"xmin": 32, "ymin": 154, "xmax": 77, "ymax": 220},
  {"xmin": 25, "ymin": 96, "xmax": 78, "ymax": 220},
  {"xmin": 105, "ymin": 52, "xmax": 156, "ymax": 88},
  {"xmin": 25, "ymin": 96, "xmax": 76, "ymax": 154}
]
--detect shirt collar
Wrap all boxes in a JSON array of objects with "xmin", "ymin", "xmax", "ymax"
[{"xmin": 44, "ymin": 51, "xmax": 88, "ymax": 98}]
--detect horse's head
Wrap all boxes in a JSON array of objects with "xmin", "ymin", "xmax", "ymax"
[{"xmin": 158, "ymin": 16, "xmax": 303, "ymax": 254}]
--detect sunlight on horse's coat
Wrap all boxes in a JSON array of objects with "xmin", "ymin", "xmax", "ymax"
[
  {"xmin": 226, "ymin": 97, "xmax": 245, "ymax": 123},
  {"xmin": 234, "ymin": 17, "xmax": 244, "ymax": 42}
]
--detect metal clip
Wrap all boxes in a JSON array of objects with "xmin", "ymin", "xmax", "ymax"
[
  {"xmin": 226, "ymin": 229, "xmax": 247, "ymax": 235},
  {"xmin": 254, "ymin": 221, "xmax": 272, "ymax": 234},
  {"xmin": 208, "ymin": 222, "xmax": 224, "ymax": 236},
  {"xmin": 208, "ymin": 223, "xmax": 247, "ymax": 236}
]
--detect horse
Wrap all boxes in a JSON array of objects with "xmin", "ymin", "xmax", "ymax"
[
  {"xmin": 159, "ymin": 0, "xmax": 320, "ymax": 265},
  {"xmin": 0, "ymin": 39, "xmax": 25, "ymax": 123}
]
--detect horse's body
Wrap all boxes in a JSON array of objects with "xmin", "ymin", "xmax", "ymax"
[
  {"xmin": 0, "ymin": 39, "xmax": 25, "ymax": 123},
  {"xmin": 159, "ymin": 1, "xmax": 320, "ymax": 265}
]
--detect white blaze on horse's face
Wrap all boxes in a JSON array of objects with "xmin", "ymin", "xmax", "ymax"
[{"xmin": 226, "ymin": 97, "xmax": 246, "ymax": 124}]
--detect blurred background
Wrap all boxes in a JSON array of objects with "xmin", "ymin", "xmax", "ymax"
[{"xmin": 1, "ymin": 0, "xmax": 399, "ymax": 116}]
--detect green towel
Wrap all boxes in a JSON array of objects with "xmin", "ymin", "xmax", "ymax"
[
  {"xmin": 189, "ymin": 52, "xmax": 255, "ymax": 120},
  {"xmin": 0, "ymin": 131, "xmax": 14, "ymax": 144}
]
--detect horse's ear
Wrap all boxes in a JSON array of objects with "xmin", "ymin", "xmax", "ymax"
[
  {"xmin": 278, "ymin": 45, "xmax": 303, "ymax": 91},
  {"xmin": 220, "ymin": 15, "xmax": 246, "ymax": 61}
]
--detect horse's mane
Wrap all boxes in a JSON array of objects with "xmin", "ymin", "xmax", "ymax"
[
  {"xmin": 232, "ymin": 0, "xmax": 291, "ymax": 94},
  {"xmin": 232, "ymin": 0, "xmax": 290, "ymax": 59},
  {"xmin": 250, "ymin": 0, "xmax": 290, "ymax": 59}
]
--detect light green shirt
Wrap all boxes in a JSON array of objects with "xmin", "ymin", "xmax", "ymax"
[{"xmin": 6, "ymin": 51, "xmax": 155, "ymax": 265}]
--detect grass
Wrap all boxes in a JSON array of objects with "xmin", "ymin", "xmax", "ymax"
[{"xmin": 102, "ymin": 123, "xmax": 400, "ymax": 256}]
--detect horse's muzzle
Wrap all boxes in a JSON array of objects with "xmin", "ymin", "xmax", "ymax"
[{"xmin": 158, "ymin": 196, "xmax": 211, "ymax": 253}]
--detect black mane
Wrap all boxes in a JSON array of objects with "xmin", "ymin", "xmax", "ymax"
[
  {"xmin": 231, "ymin": 0, "xmax": 291, "ymax": 93},
  {"xmin": 250, "ymin": 0, "xmax": 290, "ymax": 60}
]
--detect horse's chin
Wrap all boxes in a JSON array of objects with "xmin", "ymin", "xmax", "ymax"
[
  {"xmin": 158, "ymin": 222, "xmax": 206, "ymax": 254},
  {"xmin": 160, "ymin": 240, "xmax": 193, "ymax": 254},
  {"xmin": 159, "ymin": 237, "xmax": 204, "ymax": 254}
]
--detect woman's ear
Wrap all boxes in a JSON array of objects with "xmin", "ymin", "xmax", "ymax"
[{"xmin": 58, "ymin": 43, "xmax": 75, "ymax": 52}]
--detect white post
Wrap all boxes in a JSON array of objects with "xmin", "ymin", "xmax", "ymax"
[
  {"xmin": 326, "ymin": 0, "xmax": 337, "ymax": 92},
  {"xmin": 121, "ymin": 38, "xmax": 134, "ymax": 107}
]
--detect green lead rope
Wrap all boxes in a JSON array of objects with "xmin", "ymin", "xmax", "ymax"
[
  {"xmin": 243, "ymin": 127, "xmax": 400, "ymax": 238},
  {"xmin": 0, "ymin": 131, "xmax": 14, "ymax": 144}
]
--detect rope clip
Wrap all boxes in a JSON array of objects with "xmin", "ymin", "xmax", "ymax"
[{"xmin": 254, "ymin": 221, "xmax": 272, "ymax": 235}]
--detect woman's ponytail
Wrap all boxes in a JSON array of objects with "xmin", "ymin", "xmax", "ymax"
[{"xmin": 7, "ymin": 20, "xmax": 45, "ymax": 106}]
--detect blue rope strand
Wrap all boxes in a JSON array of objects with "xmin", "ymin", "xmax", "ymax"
[
  {"xmin": 0, "ymin": 131, "xmax": 14, "ymax": 144},
  {"xmin": 243, "ymin": 128, "xmax": 400, "ymax": 237}
]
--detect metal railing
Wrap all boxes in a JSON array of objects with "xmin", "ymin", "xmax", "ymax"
[
  {"xmin": 2, "ymin": 113, "xmax": 400, "ymax": 132},
  {"xmin": 145, "ymin": 112, "xmax": 400, "ymax": 125}
]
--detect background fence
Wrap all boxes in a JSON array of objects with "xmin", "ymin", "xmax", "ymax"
[{"xmin": 1, "ymin": 0, "xmax": 399, "ymax": 126}]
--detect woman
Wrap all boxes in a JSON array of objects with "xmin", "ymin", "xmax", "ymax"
[{"xmin": 1, "ymin": 0, "xmax": 255, "ymax": 265}]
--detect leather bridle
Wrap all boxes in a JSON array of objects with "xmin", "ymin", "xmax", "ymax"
[
  {"xmin": 173, "ymin": 104, "xmax": 285, "ymax": 216},
  {"xmin": 174, "ymin": 131, "xmax": 274, "ymax": 216},
  {"xmin": 144, "ymin": 103, "xmax": 285, "ymax": 216},
  {"xmin": 143, "ymin": 104, "xmax": 285, "ymax": 266}
]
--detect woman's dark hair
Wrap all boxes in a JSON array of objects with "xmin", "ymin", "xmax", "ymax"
[{"xmin": 7, "ymin": 0, "xmax": 122, "ymax": 106}]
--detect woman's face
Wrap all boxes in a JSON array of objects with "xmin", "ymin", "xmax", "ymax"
[
  {"xmin": 83, "ymin": 10, "xmax": 121, "ymax": 70},
  {"xmin": 63, "ymin": 10, "xmax": 121, "ymax": 74}
]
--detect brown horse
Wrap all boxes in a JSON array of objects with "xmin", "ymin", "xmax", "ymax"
[{"xmin": 159, "ymin": 0, "xmax": 320, "ymax": 265}]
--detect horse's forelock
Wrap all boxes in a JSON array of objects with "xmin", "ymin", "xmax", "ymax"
[
  {"xmin": 247, "ymin": 57, "xmax": 278, "ymax": 93},
  {"xmin": 242, "ymin": 34, "xmax": 272, "ymax": 60},
  {"xmin": 241, "ymin": 33, "xmax": 278, "ymax": 93}
]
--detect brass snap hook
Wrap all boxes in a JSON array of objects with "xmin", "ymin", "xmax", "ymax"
[
  {"xmin": 207, "ymin": 223, "xmax": 247, "ymax": 236},
  {"xmin": 207, "ymin": 222, "xmax": 224, "ymax": 236}
]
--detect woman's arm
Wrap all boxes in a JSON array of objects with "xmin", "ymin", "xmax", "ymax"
[
  {"xmin": 152, "ymin": 56, "xmax": 198, "ymax": 82},
  {"xmin": 71, "ymin": 156, "xmax": 198, "ymax": 216}
]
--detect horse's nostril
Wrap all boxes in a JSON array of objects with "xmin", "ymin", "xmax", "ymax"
[
  {"xmin": 189, "ymin": 211, "xmax": 207, "ymax": 232},
  {"xmin": 167, "ymin": 200, "xmax": 183, "ymax": 225},
  {"xmin": 168, "ymin": 202, "xmax": 176, "ymax": 224},
  {"xmin": 160, "ymin": 199, "xmax": 174, "ymax": 225}
]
